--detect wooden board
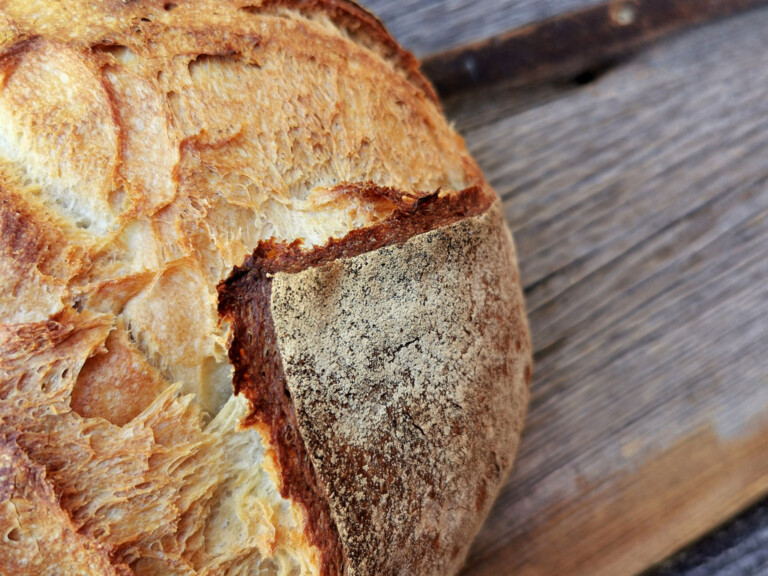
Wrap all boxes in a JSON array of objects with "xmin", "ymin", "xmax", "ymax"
[
  {"xmin": 440, "ymin": 8, "xmax": 768, "ymax": 576},
  {"xmin": 362, "ymin": 0, "xmax": 608, "ymax": 56},
  {"xmin": 425, "ymin": 0, "xmax": 768, "ymax": 95},
  {"xmin": 650, "ymin": 498, "xmax": 768, "ymax": 575},
  {"xmin": 363, "ymin": 0, "xmax": 768, "ymax": 96}
]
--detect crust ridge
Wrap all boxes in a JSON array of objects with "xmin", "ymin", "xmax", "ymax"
[
  {"xmin": 218, "ymin": 184, "xmax": 493, "ymax": 574},
  {"xmin": 270, "ymin": 199, "xmax": 531, "ymax": 575}
]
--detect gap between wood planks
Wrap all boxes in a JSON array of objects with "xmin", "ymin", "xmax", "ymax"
[
  {"xmin": 439, "ymin": 6, "xmax": 768, "ymax": 576},
  {"xmin": 363, "ymin": 0, "xmax": 609, "ymax": 57},
  {"xmin": 469, "ymin": 420, "xmax": 768, "ymax": 576},
  {"xmin": 646, "ymin": 494, "xmax": 768, "ymax": 574},
  {"xmin": 415, "ymin": 0, "xmax": 768, "ymax": 96}
]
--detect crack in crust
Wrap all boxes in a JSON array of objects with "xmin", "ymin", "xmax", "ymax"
[
  {"xmin": 225, "ymin": 185, "xmax": 492, "ymax": 278},
  {"xmin": 218, "ymin": 185, "xmax": 493, "ymax": 575},
  {"xmin": 219, "ymin": 267, "xmax": 344, "ymax": 576}
]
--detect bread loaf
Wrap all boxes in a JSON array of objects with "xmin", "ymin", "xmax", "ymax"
[{"xmin": 0, "ymin": 1, "xmax": 532, "ymax": 575}]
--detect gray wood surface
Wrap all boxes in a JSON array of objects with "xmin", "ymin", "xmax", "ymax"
[
  {"xmin": 365, "ymin": 0, "xmax": 768, "ymax": 96},
  {"xmin": 440, "ymin": 7, "xmax": 768, "ymax": 576},
  {"xmin": 361, "ymin": 0, "xmax": 607, "ymax": 56}
]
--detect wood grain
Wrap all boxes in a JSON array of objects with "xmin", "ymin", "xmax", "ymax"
[
  {"xmin": 441, "ymin": 7, "xmax": 768, "ymax": 576},
  {"xmin": 427, "ymin": 0, "xmax": 768, "ymax": 95},
  {"xmin": 649, "ymin": 495, "xmax": 768, "ymax": 575},
  {"xmin": 363, "ymin": 0, "xmax": 768, "ymax": 96},
  {"xmin": 361, "ymin": 0, "xmax": 608, "ymax": 56}
]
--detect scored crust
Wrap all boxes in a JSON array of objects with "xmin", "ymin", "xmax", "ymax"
[
  {"xmin": 0, "ymin": 1, "xmax": 531, "ymax": 575},
  {"xmin": 276, "ymin": 201, "xmax": 530, "ymax": 576},
  {"xmin": 220, "ymin": 193, "xmax": 530, "ymax": 576}
]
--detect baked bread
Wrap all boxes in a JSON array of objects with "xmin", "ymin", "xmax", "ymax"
[{"xmin": 0, "ymin": 1, "xmax": 532, "ymax": 575}]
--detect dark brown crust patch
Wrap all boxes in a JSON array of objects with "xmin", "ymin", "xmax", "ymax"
[
  {"xmin": 229, "ymin": 184, "xmax": 491, "ymax": 276},
  {"xmin": 219, "ymin": 267, "xmax": 345, "ymax": 576},
  {"xmin": 218, "ymin": 184, "xmax": 492, "ymax": 574}
]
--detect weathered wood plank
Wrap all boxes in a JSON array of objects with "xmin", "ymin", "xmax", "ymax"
[
  {"xmin": 362, "ymin": 0, "xmax": 607, "ymax": 57},
  {"xmin": 422, "ymin": 0, "xmax": 768, "ymax": 95},
  {"xmin": 648, "ymin": 496, "xmax": 768, "ymax": 575},
  {"xmin": 362, "ymin": 0, "xmax": 768, "ymax": 96},
  {"xmin": 440, "ymin": 8, "xmax": 768, "ymax": 576}
]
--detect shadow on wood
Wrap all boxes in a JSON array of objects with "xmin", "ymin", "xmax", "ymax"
[{"xmin": 420, "ymin": 0, "xmax": 768, "ymax": 96}]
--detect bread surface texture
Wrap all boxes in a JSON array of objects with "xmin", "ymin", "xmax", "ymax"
[
  {"xmin": 0, "ymin": 1, "xmax": 531, "ymax": 575},
  {"xmin": 272, "ymin": 201, "xmax": 529, "ymax": 576}
]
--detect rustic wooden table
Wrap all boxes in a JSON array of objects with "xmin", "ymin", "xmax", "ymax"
[{"xmin": 361, "ymin": 1, "xmax": 768, "ymax": 574}]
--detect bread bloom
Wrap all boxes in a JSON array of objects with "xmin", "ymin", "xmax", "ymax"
[{"xmin": 0, "ymin": 1, "xmax": 531, "ymax": 575}]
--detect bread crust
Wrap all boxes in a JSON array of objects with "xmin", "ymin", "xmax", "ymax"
[
  {"xmin": 218, "ymin": 185, "xmax": 497, "ymax": 574},
  {"xmin": 0, "ymin": 434, "xmax": 130, "ymax": 576},
  {"xmin": 255, "ymin": 0, "xmax": 439, "ymax": 103},
  {"xmin": 0, "ymin": 1, "xmax": 530, "ymax": 574},
  {"xmin": 271, "ymin": 200, "xmax": 530, "ymax": 575},
  {"xmin": 219, "ymin": 247, "xmax": 345, "ymax": 576},
  {"xmin": 219, "ymin": 192, "xmax": 530, "ymax": 576}
]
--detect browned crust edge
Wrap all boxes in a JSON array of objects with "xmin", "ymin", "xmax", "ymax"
[
  {"xmin": 254, "ymin": 0, "xmax": 439, "ymax": 104},
  {"xmin": 217, "ymin": 185, "xmax": 493, "ymax": 574},
  {"xmin": 219, "ymin": 264, "xmax": 345, "ymax": 576},
  {"xmin": 227, "ymin": 184, "xmax": 491, "ymax": 277}
]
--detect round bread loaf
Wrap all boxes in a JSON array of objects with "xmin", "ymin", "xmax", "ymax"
[{"xmin": 0, "ymin": 1, "xmax": 532, "ymax": 575}]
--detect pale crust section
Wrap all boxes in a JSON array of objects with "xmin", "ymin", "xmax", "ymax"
[
  {"xmin": 70, "ymin": 319, "xmax": 170, "ymax": 426},
  {"xmin": 271, "ymin": 201, "xmax": 532, "ymax": 576}
]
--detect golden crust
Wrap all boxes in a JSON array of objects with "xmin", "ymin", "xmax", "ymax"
[
  {"xmin": 0, "ymin": 1, "xmax": 529, "ymax": 575},
  {"xmin": 0, "ymin": 308, "xmax": 319, "ymax": 574},
  {"xmin": 0, "ymin": 433, "xmax": 129, "ymax": 576},
  {"xmin": 70, "ymin": 318, "xmax": 170, "ymax": 425}
]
